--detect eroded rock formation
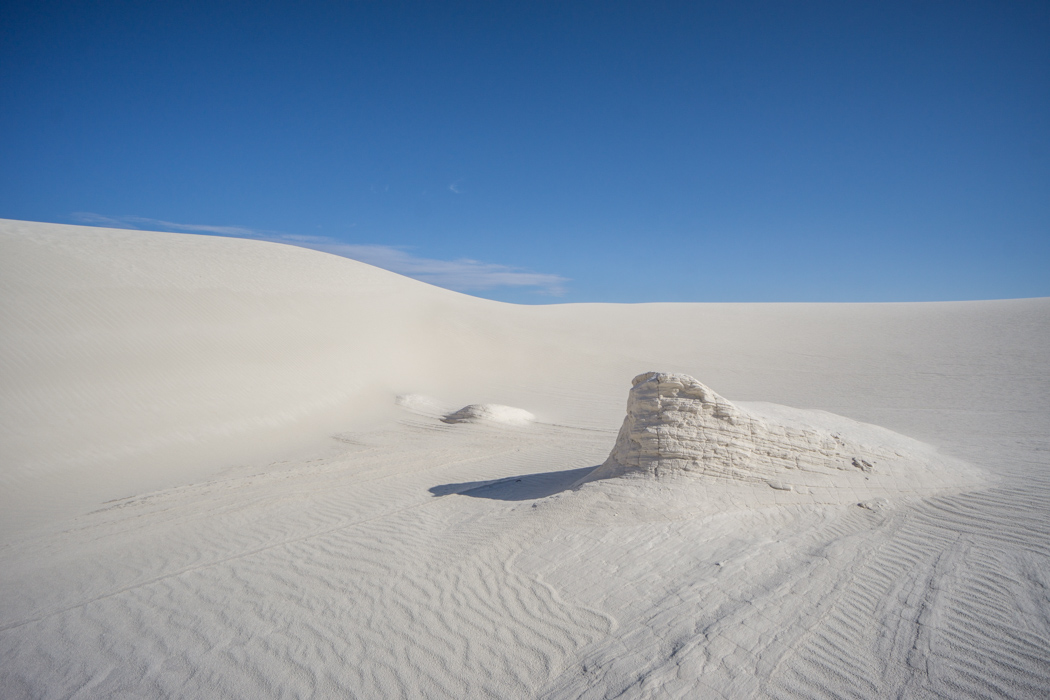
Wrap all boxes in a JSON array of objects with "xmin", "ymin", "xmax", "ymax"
[{"xmin": 589, "ymin": 372, "xmax": 878, "ymax": 483}]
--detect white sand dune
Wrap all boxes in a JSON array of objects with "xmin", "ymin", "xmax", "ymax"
[{"xmin": 1, "ymin": 219, "xmax": 1048, "ymax": 698}]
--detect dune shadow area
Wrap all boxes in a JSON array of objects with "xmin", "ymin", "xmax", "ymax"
[{"xmin": 429, "ymin": 466, "xmax": 596, "ymax": 501}]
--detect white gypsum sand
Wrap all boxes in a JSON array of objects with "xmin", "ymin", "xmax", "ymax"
[
  {"xmin": 1, "ymin": 218, "xmax": 1048, "ymax": 698},
  {"xmin": 442, "ymin": 403, "xmax": 537, "ymax": 425}
]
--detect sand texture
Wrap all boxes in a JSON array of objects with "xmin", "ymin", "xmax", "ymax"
[{"xmin": 1, "ymin": 219, "xmax": 1049, "ymax": 698}]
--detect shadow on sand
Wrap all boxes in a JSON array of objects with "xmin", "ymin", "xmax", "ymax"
[{"xmin": 429, "ymin": 466, "xmax": 596, "ymax": 501}]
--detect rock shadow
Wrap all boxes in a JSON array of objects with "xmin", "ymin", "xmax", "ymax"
[{"xmin": 429, "ymin": 466, "xmax": 596, "ymax": 501}]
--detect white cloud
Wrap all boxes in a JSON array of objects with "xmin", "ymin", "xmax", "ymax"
[
  {"xmin": 72, "ymin": 213, "xmax": 268, "ymax": 238},
  {"xmin": 71, "ymin": 213, "xmax": 568, "ymax": 295},
  {"xmin": 304, "ymin": 242, "xmax": 567, "ymax": 293}
]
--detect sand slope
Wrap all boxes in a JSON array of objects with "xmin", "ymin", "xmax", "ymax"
[{"xmin": 1, "ymin": 219, "xmax": 1048, "ymax": 698}]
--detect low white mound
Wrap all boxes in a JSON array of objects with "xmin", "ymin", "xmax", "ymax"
[
  {"xmin": 442, "ymin": 403, "xmax": 536, "ymax": 426},
  {"xmin": 584, "ymin": 371, "xmax": 981, "ymax": 497}
]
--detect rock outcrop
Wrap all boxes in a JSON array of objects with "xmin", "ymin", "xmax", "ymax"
[{"xmin": 588, "ymin": 372, "xmax": 880, "ymax": 483}]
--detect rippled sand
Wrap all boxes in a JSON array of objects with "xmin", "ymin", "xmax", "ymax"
[{"xmin": 2, "ymin": 219, "xmax": 1048, "ymax": 698}]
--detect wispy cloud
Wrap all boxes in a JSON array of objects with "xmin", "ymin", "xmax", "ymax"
[
  {"xmin": 71, "ymin": 213, "xmax": 568, "ymax": 295},
  {"xmin": 303, "ymin": 242, "xmax": 567, "ymax": 293},
  {"xmin": 72, "ymin": 213, "xmax": 271, "ymax": 238}
]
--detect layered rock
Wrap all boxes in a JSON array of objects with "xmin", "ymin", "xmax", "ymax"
[{"xmin": 588, "ymin": 372, "xmax": 877, "ymax": 483}]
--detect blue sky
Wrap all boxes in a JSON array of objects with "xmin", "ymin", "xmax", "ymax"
[{"xmin": 2, "ymin": 1, "xmax": 1047, "ymax": 303}]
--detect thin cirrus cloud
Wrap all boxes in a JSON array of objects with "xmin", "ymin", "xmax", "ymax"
[{"xmin": 72, "ymin": 213, "xmax": 568, "ymax": 295}]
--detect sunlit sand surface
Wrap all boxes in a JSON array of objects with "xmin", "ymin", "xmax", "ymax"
[{"xmin": 2, "ymin": 219, "xmax": 1048, "ymax": 698}]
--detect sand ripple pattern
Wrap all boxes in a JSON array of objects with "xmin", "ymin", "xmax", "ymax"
[{"xmin": 0, "ymin": 422, "xmax": 614, "ymax": 699}]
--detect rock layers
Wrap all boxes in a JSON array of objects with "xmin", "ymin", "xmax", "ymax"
[{"xmin": 588, "ymin": 372, "xmax": 885, "ymax": 483}]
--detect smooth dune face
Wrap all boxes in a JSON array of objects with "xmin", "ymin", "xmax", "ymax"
[
  {"xmin": 1, "ymin": 219, "xmax": 1049, "ymax": 698},
  {"xmin": 0, "ymin": 220, "xmax": 497, "ymax": 529}
]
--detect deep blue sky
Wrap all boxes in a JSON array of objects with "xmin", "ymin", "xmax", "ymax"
[{"xmin": 2, "ymin": 1, "xmax": 1048, "ymax": 303}]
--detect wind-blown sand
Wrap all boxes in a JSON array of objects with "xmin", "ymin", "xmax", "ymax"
[{"xmin": 1, "ymin": 219, "xmax": 1048, "ymax": 698}]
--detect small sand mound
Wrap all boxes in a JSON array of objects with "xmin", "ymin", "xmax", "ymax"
[{"xmin": 442, "ymin": 404, "xmax": 535, "ymax": 426}]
